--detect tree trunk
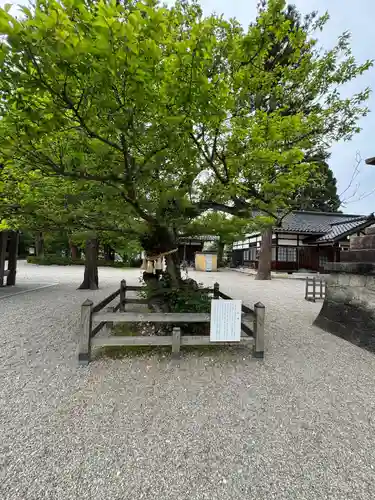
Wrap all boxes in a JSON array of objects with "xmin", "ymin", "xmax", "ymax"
[
  {"xmin": 103, "ymin": 244, "xmax": 115, "ymax": 261},
  {"xmin": 69, "ymin": 242, "xmax": 79, "ymax": 260},
  {"xmin": 35, "ymin": 232, "xmax": 44, "ymax": 257},
  {"xmin": 256, "ymin": 226, "xmax": 273, "ymax": 280},
  {"xmin": 78, "ymin": 238, "xmax": 99, "ymax": 290},
  {"xmin": 0, "ymin": 231, "xmax": 8, "ymax": 287},
  {"xmin": 217, "ymin": 240, "xmax": 225, "ymax": 267},
  {"xmin": 165, "ymin": 251, "xmax": 181, "ymax": 287},
  {"xmin": 6, "ymin": 231, "xmax": 19, "ymax": 286},
  {"xmin": 141, "ymin": 225, "xmax": 181, "ymax": 286}
]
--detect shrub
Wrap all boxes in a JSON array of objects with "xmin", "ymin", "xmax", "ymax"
[
  {"xmin": 141, "ymin": 273, "xmax": 211, "ymax": 335},
  {"xmin": 26, "ymin": 255, "xmax": 139, "ymax": 268}
]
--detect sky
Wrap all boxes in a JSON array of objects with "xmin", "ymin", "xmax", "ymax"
[{"xmin": 2, "ymin": 0, "xmax": 375, "ymax": 214}]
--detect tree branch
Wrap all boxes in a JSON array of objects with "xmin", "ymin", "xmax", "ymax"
[{"xmin": 190, "ymin": 131, "xmax": 229, "ymax": 184}]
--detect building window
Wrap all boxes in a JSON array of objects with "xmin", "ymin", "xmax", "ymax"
[
  {"xmin": 244, "ymin": 249, "xmax": 250, "ymax": 261},
  {"xmin": 289, "ymin": 248, "xmax": 297, "ymax": 262},
  {"xmin": 272, "ymin": 246, "xmax": 276, "ymax": 261},
  {"xmin": 249, "ymin": 246, "xmax": 257, "ymax": 261},
  {"xmin": 278, "ymin": 246, "xmax": 297, "ymax": 262}
]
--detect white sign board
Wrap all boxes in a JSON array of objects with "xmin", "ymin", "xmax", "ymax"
[{"xmin": 210, "ymin": 300, "xmax": 242, "ymax": 342}]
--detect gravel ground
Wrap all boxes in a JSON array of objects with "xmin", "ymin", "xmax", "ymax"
[{"xmin": 1, "ymin": 262, "xmax": 375, "ymax": 500}]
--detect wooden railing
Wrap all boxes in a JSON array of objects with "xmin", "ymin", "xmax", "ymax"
[
  {"xmin": 78, "ymin": 281, "xmax": 265, "ymax": 365},
  {"xmin": 305, "ymin": 277, "xmax": 326, "ymax": 302}
]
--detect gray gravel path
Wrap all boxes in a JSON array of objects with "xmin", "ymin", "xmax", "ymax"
[{"xmin": 1, "ymin": 262, "xmax": 375, "ymax": 500}]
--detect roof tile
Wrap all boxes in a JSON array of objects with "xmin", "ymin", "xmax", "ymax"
[
  {"xmin": 273, "ymin": 211, "xmax": 365, "ymax": 234},
  {"xmin": 316, "ymin": 216, "xmax": 374, "ymax": 242}
]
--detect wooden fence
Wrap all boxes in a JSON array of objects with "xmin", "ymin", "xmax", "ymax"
[
  {"xmin": 78, "ymin": 280, "xmax": 265, "ymax": 365},
  {"xmin": 305, "ymin": 276, "xmax": 326, "ymax": 302}
]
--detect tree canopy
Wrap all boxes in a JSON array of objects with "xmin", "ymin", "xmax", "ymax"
[{"xmin": 0, "ymin": 0, "xmax": 371, "ymax": 274}]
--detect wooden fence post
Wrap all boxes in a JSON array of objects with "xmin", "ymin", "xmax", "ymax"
[
  {"xmin": 172, "ymin": 327, "xmax": 181, "ymax": 358},
  {"xmin": 253, "ymin": 301, "xmax": 265, "ymax": 358},
  {"xmin": 78, "ymin": 299, "xmax": 93, "ymax": 366},
  {"xmin": 213, "ymin": 282, "xmax": 220, "ymax": 299},
  {"xmin": 312, "ymin": 277, "xmax": 316, "ymax": 302},
  {"xmin": 120, "ymin": 279, "xmax": 126, "ymax": 312}
]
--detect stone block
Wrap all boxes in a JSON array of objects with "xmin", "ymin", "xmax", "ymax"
[
  {"xmin": 350, "ymin": 235, "xmax": 375, "ymax": 250},
  {"xmin": 324, "ymin": 262, "xmax": 375, "ymax": 274},
  {"xmin": 347, "ymin": 288, "xmax": 367, "ymax": 308},
  {"xmin": 341, "ymin": 249, "xmax": 375, "ymax": 263},
  {"xmin": 324, "ymin": 274, "xmax": 338, "ymax": 286},
  {"xmin": 337, "ymin": 274, "xmax": 351, "ymax": 286},
  {"xmin": 314, "ymin": 299, "xmax": 375, "ymax": 352},
  {"xmin": 365, "ymin": 226, "xmax": 375, "ymax": 235},
  {"xmin": 328, "ymin": 284, "xmax": 350, "ymax": 303},
  {"xmin": 364, "ymin": 289, "xmax": 375, "ymax": 308},
  {"xmin": 349, "ymin": 274, "xmax": 367, "ymax": 287},
  {"xmin": 366, "ymin": 275, "xmax": 375, "ymax": 291}
]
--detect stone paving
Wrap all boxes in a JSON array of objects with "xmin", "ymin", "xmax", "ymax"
[{"xmin": 1, "ymin": 262, "xmax": 375, "ymax": 500}]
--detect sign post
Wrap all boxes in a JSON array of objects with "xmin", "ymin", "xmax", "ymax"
[{"xmin": 210, "ymin": 299, "xmax": 242, "ymax": 342}]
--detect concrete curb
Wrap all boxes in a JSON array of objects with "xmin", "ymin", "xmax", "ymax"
[{"xmin": 229, "ymin": 268, "xmax": 329, "ymax": 281}]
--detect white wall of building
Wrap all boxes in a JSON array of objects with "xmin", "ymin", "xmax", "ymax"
[{"xmin": 234, "ymin": 231, "xmax": 314, "ymax": 250}]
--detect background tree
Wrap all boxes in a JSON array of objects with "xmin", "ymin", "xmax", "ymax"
[
  {"xmin": 1, "ymin": 163, "xmax": 144, "ymax": 288},
  {"xmin": 294, "ymin": 162, "xmax": 341, "ymax": 212},
  {"xmin": 183, "ymin": 213, "xmax": 257, "ymax": 266}
]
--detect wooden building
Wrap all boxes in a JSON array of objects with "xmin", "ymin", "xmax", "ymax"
[
  {"xmin": 232, "ymin": 211, "xmax": 375, "ymax": 273},
  {"xmin": 0, "ymin": 231, "xmax": 19, "ymax": 286}
]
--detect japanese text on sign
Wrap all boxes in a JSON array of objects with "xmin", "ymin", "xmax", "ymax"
[{"xmin": 210, "ymin": 300, "xmax": 242, "ymax": 342}]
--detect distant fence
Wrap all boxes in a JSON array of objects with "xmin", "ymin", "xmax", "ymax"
[
  {"xmin": 78, "ymin": 280, "xmax": 265, "ymax": 365},
  {"xmin": 305, "ymin": 277, "xmax": 326, "ymax": 302}
]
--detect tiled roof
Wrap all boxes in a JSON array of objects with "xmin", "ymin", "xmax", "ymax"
[
  {"xmin": 272, "ymin": 211, "xmax": 365, "ymax": 234},
  {"xmin": 316, "ymin": 215, "xmax": 374, "ymax": 242}
]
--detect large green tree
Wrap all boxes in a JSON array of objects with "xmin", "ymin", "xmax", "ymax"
[
  {"xmin": 0, "ymin": 0, "xmax": 371, "ymax": 285},
  {"xmin": 249, "ymin": 1, "xmax": 366, "ymax": 278}
]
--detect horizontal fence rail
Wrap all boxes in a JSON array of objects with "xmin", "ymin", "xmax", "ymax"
[
  {"xmin": 78, "ymin": 281, "xmax": 265, "ymax": 365},
  {"xmin": 91, "ymin": 335, "xmax": 255, "ymax": 348},
  {"xmin": 92, "ymin": 289, "xmax": 121, "ymax": 314},
  {"xmin": 92, "ymin": 311, "xmax": 211, "ymax": 323}
]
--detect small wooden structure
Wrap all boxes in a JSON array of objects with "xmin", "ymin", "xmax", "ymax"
[
  {"xmin": 78, "ymin": 280, "xmax": 265, "ymax": 365},
  {"xmin": 0, "ymin": 231, "xmax": 19, "ymax": 287},
  {"xmin": 305, "ymin": 276, "xmax": 326, "ymax": 302},
  {"xmin": 195, "ymin": 252, "xmax": 218, "ymax": 272}
]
